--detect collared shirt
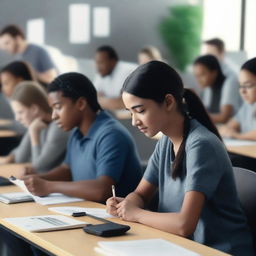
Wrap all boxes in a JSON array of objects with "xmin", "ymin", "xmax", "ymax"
[
  {"xmin": 64, "ymin": 111, "xmax": 142, "ymax": 197},
  {"xmin": 94, "ymin": 61, "xmax": 137, "ymax": 98},
  {"xmin": 144, "ymin": 119, "xmax": 254, "ymax": 256}
]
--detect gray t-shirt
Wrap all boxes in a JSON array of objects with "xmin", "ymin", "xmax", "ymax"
[
  {"xmin": 12, "ymin": 121, "xmax": 69, "ymax": 172},
  {"xmin": 16, "ymin": 44, "xmax": 55, "ymax": 73},
  {"xmin": 144, "ymin": 119, "xmax": 254, "ymax": 256},
  {"xmin": 0, "ymin": 93, "xmax": 14, "ymax": 119},
  {"xmin": 201, "ymin": 75, "xmax": 242, "ymax": 115},
  {"xmin": 234, "ymin": 102, "xmax": 256, "ymax": 133}
]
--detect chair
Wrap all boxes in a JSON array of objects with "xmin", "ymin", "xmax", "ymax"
[{"xmin": 233, "ymin": 167, "xmax": 256, "ymax": 249}]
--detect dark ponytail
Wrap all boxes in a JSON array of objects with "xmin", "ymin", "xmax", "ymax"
[{"xmin": 122, "ymin": 61, "xmax": 221, "ymax": 180}]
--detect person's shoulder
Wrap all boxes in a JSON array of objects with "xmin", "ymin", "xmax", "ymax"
[
  {"xmin": 118, "ymin": 61, "xmax": 137, "ymax": 73},
  {"xmin": 28, "ymin": 43, "xmax": 48, "ymax": 54}
]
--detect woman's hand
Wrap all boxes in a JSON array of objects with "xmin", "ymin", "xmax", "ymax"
[
  {"xmin": 23, "ymin": 175, "xmax": 50, "ymax": 196},
  {"xmin": 116, "ymin": 199, "xmax": 142, "ymax": 222},
  {"xmin": 106, "ymin": 196, "xmax": 124, "ymax": 216}
]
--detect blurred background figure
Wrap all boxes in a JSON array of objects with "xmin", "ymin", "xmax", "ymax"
[
  {"xmin": 138, "ymin": 45, "xmax": 164, "ymax": 65},
  {"xmin": 0, "ymin": 61, "xmax": 35, "ymax": 98},
  {"xmin": 0, "ymin": 25, "xmax": 57, "ymax": 85},
  {"xmin": 193, "ymin": 54, "xmax": 241, "ymax": 124},
  {"xmin": 94, "ymin": 45, "xmax": 137, "ymax": 110}
]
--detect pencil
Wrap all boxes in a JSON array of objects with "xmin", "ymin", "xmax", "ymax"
[{"xmin": 112, "ymin": 185, "xmax": 116, "ymax": 198}]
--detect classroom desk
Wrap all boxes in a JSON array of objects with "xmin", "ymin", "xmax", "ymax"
[
  {"xmin": 0, "ymin": 119, "xmax": 12, "ymax": 127},
  {"xmin": 226, "ymin": 145, "xmax": 256, "ymax": 158},
  {"xmin": 0, "ymin": 164, "xmax": 230, "ymax": 256},
  {"xmin": 0, "ymin": 130, "xmax": 17, "ymax": 138}
]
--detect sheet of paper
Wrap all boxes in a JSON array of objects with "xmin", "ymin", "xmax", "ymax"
[
  {"xmin": 9, "ymin": 177, "xmax": 84, "ymax": 205},
  {"xmin": 48, "ymin": 206, "xmax": 114, "ymax": 218},
  {"xmin": 3, "ymin": 215, "xmax": 87, "ymax": 232},
  {"xmin": 97, "ymin": 239, "xmax": 201, "ymax": 256},
  {"xmin": 224, "ymin": 138, "xmax": 256, "ymax": 147}
]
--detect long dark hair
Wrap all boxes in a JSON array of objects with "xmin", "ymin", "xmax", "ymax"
[{"xmin": 122, "ymin": 61, "xmax": 221, "ymax": 179}]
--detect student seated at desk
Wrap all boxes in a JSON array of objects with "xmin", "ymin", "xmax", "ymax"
[
  {"xmin": 0, "ymin": 81, "xmax": 68, "ymax": 172},
  {"xmin": 219, "ymin": 57, "xmax": 256, "ymax": 171},
  {"xmin": 107, "ymin": 61, "xmax": 254, "ymax": 256},
  {"xmin": 193, "ymin": 55, "xmax": 241, "ymax": 124},
  {"xmin": 1, "ymin": 60, "xmax": 35, "ymax": 98},
  {"xmin": 23, "ymin": 72, "xmax": 142, "ymax": 202}
]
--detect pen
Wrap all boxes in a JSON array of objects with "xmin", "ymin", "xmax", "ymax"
[{"xmin": 112, "ymin": 185, "xmax": 116, "ymax": 198}]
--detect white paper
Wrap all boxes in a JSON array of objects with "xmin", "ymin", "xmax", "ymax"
[
  {"xmin": 97, "ymin": 239, "xmax": 201, "ymax": 256},
  {"xmin": 0, "ymin": 192, "xmax": 33, "ymax": 204},
  {"xmin": 48, "ymin": 206, "xmax": 114, "ymax": 218},
  {"xmin": 9, "ymin": 177, "xmax": 84, "ymax": 205},
  {"xmin": 224, "ymin": 138, "xmax": 256, "ymax": 147},
  {"xmin": 3, "ymin": 215, "xmax": 87, "ymax": 232}
]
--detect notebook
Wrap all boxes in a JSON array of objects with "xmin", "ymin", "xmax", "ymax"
[
  {"xmin": 9, "ymin": 176, "xmax": 84, "ymax": 205},
  {"xmin": 0, "ymin": 192, "xmax": 34, "ymax": 204},
  {"xmin": 96, "ymin": 239, "xmax": 201, "ymax": 256},
  {"xmin": 48, "ymin": 206, "xmax": 114, "ymax": 219},
  {"xmin": 3, "ymin": 215, "xmax": 88, "ymax": 232}
]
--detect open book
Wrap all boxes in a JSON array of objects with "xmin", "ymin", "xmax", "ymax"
[
  {"xmin": 3, "ymin": 214, "xmax": 87, "ymax": 232},
  {"xmin": 8, "ymin": 176, "xmax": 84, "ymax": 205},
  {"xmin": 95, "ymin": 239, "xmax": 201, "ymax": 256},
  {"xmin": 0, "ymin": 192, "xmax": 33, "ymax": 204}
]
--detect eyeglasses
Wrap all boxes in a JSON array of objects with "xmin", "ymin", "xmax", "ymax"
[{"xmin": 239, "ymin": 83, "xmax": 256, "ymax": 90}]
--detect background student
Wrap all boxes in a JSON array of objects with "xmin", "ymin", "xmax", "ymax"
[
  {"xmin": 219, "ymin": 57, "xmax": 256, "ymax": 171},
  {"xmin": 0, "ymin": 24, "xmax": 57, "ymax": 84},
  {"xmin": 0, "ymin": 81, "xmax": 68, "ymax": 172},
  {"xmin": 193, "ymin": 54, "xmax": 241, "ymax": 123},
  {"xmin": 22, "ymin": 72, "xmax": 142, "ymax": 202},
  {"xmin": 0, "ymin": 60, "xmax": 35, "ymax": 98},
  {"xmin": 107, "ymin": 61, "xmax": 254, "ymax": 256},
  {"xmin": 138, "ymin": 45, "xmax": 164, "ymax": 65},
  {"xmin": 93, "ymin": 45, "xmax": 137, "ymax": 110}
]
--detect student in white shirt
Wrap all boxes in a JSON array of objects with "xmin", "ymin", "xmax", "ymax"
[
  {"xmin": 219, "ymin": 57, "xmax": 256, "ymax": 171},
  {"xmin": 94, "ymin": 45, "xmax": 137, "ymax": 110}
]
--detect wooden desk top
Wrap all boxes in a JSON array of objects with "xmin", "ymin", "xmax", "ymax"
[
  {"xmin": 226, "ymin": 145, "xmax": 256, "ymax": 159},
  {"xmin": 0, "ymin": 130, "xmax": 18, "ymax": 138},
  {"xmin": 0, "ymin": 119, "xmax": 12, "ymax": 127},
  {"xmin": 0, "ymin": 164, "xmax": 230, "ymax": 256}
]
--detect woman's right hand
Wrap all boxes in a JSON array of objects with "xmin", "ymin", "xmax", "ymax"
[{"xmin": 106, "ymin": 196, "xmax": 124, "ymax": 216}]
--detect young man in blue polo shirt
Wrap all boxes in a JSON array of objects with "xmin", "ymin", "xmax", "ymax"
[
  {"xmin": 23, "ymin": 72, "xmax": 142, "ymax": 202},
  {"xmin": 0, "ymin": 72, "xmax": 142, "ymax": 256}
]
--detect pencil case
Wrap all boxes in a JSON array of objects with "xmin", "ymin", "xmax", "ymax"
[{"xmin": 83, "ymin": 222, "xmax": 130, "ymax": 237}]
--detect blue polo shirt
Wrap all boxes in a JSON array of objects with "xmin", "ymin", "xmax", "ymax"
[{"xmin": 64, "ymin": 111, "xmax": 142, "ymax": 197}]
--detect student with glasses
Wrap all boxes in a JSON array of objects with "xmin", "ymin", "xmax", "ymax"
[{"xmin": 219, "ymin": 57, "xmax": 256, "ymax": 171}]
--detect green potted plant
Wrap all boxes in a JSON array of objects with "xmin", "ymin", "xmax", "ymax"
[{"xmin": 159, "ymin": 4, "xmax": 203, "ymax": 72}]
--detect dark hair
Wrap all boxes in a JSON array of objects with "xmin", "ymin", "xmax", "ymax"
[
  {"xmin": 194, "ymin": 54, "xmax": 223, "ymax": 74},
  {"xmin": 1, "ymin": 61, "xmax": 34, "ymax": 81},
  {"xmin": 48, "ymin": 72, "xmax": 102, "ymax": 113},
  {"xmin": 96, "ymin": 45, "xmax": 119, "ymax": 61},
  {"xmin": 241, "ymin": 57, "xmax": 256, "ymax": 76},
  {"xmin": 0, "ymin": 25, "xmax": 25, "ymax": 39},
  {"xmin": 204, "ymin": 38, "xmax": 225, "ymax": 53},
  {"xmin": 123, "ymin": 61, "xmax": 221, "ymax": 179}
]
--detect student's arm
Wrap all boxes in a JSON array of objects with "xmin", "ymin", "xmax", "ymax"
[
  {"xmin": 97, "ymin": 95, "xmax": 125, "ymax": 110},
  {"xmin": 24, "ymin": 174, "xmax": 115, "ymax": 202},
  {"xmin": 29, "ymin": 121, "xmax": 68, "ymax": 172},
  {"xmin": 37, "ymin": 68, "xmax": 57, "ymax": 84},
  {"xmin": 0, "ymin": 154, "xmax": 14, "ymax": 164},
  {"xmin": 108, "ymin": 179, "xmax": 205, "ymax": 237},
  {"xmin": 38, "ymin": 163, "xmax": 72, "ymax": 181},
  {"xmin": 228, "ymin": 130, "xmax": 256, "ymax": 141},
  {"xmin": 218, "ymin": 118, "xmax": 240, "ymax": 137},
  {"xmin": 210, "ymin": 104, "xmax": 233, "ymax": 124}
]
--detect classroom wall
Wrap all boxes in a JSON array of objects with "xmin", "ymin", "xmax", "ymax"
[{"xmin": 0, "ymin": 0, "xmax": 174, "ymax": 65}]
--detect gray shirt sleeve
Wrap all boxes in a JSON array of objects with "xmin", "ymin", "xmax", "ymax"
[
  {"xmin": 220, "ymin": 75, "xmax": 241, "ymax": 114},
  {"xmin": 0, "ymin": 93, "xmax": 14, "ymax": 119},
  {"xmin": 31, "ymin": 122, "xmax": 69, "ymax": 172},
  {"xmin": 185, "ymin": 139, "xmax": 225, "ymax": 199},
  {"xmin": 12, "ymin": 132, "xmax": 31, "ymax": 163},
  {"xmin": 143, "ymin": 139, "xmax": 162, "ymax": 187}
]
